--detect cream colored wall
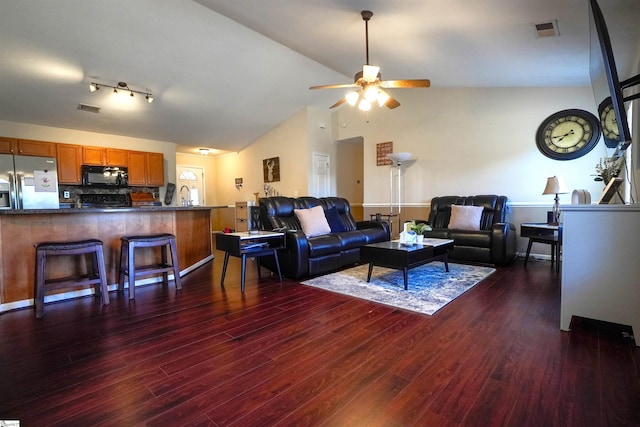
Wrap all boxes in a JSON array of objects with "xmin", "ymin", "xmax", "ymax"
[
  {"xmin": 213, "ymin": 108, "xmax": 309, "ymax": 206},
  {"xmin": 333, "ymin": 87, "xmax": 614, "ymax": 208},
  {"xmin": 0, "ymin": 119, "xmax": 178, "ymax": 202}
]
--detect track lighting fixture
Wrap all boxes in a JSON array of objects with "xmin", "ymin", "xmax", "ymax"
[{"xmin": 89, "ymin": 81, "xmax": 154, "ymax": 103}]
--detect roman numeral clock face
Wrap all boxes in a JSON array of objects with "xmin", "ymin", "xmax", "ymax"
[{"xmin": 536, "ymin": 109, "xmax": 601, "ymax": 160}]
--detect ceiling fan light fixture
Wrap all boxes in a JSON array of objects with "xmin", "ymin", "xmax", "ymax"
[
  {"xmin": 364, "ymin": 86, "xmax": 379, "ymax": 102},
  {"xmin": 377, "ymin": 90, "xmax": 390, "ymax": 107},
  {"xmin": 362, "ymin": 65, "xmax": 380, "ymax": 82},
  {"xmin": 358, "ymin": 99, "xmax": 371, "ymax": 111},
  {"xmin": 346, "ymin": 91, "xmax": 360, "ymax": 106}
]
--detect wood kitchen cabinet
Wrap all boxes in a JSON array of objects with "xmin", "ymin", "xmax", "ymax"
[
  {"xmin": 1, "ymin": 137, "xmax": 57, "ymax": 157},
  {"xmin": 0, "ymin": 137, "xmax": 17, "ymax": 154},
  {"xmin": 82, "ymin": 146, "xmax": 128, "ymax": 167},
  {"xmin": 128, "ymin": 151, "xmax": 164, "ymax": 186},
  {"xmin": 56, "ymin": 143, "xmax": 83, "ymax": 184}
]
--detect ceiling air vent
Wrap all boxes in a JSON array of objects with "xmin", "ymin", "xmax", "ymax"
[
  {"xmin": 533, "ymin": 20, "xmax": 559, "ymax": 38},
  {"xmin": 77, "ymin": 103, "xmax": 100, "ymax": 113}
]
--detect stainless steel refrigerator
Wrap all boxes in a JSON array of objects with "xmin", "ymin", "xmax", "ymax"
[{"xmin": 0, "ymin": 154, "xmax": 60, "ymax": 209}]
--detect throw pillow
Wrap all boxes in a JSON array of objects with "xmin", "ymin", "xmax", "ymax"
[
  {"xmin": 294, "ymin": 205, "xmax": 331, "ymax": 237},
  {"xmin": 324, "ymin": 206, "xmax": 348, "ymax": 233},
  {"xmin": 448, "ymin": 205, "xmax": 484, "ymax": 230}
]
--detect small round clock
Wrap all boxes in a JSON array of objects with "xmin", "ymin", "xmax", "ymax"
[
  {"xmin": 598, "ymin": 98, "xmax": 619, "ymax": 148},
  {"xmin": 536, "ymin": 109, "xmax": 601, "ymax": 160}
]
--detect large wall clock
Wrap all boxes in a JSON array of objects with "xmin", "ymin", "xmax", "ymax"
[
  {"xmin": 536, "ymin": 109, "xmax": 601, "ymax": 160},
  {"xmin": 598, "ymin": 98, "xmax": 619, "ymax": 148}
]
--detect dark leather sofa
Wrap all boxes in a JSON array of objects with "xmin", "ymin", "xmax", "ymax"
[
  {"xmin": 418, "ymin": 195, "xmax": 516, "ymax": 265},
  {"xmin": 258, "ymin": 196, "xmax": 390, "ymax": 279}
]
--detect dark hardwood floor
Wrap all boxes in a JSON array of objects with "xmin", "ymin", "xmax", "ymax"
[{"xmin": 1, "ymin": 253, "xmax": 639, "ymax": 426}]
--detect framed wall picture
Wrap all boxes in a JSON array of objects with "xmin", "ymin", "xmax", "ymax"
[
  {"xmin": 263, "ymin": 157, "xmax": 280, "ymax": 182},
  {"xmin": 376, "ymin": 142, "xmax": 393, "ymax": 166}
]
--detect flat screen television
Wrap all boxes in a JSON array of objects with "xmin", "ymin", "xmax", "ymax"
[{"xmin": 588, "ymin": 0, "xmax": 635, "ymax": 157}]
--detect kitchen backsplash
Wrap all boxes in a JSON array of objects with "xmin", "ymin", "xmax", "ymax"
[{"xmin": 59, "ymin": 185, "xmax": 160, "ymax": 204}]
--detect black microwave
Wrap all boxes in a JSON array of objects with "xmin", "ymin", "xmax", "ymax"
[{"xmin": 81, "ymin": 165, "xmax": 129, "ymax": 188}]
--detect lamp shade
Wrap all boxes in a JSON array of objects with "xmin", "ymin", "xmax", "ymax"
[
  {"xmin": 542, "ymin": 176, "xmax": 568, "ymax": 195},
  {"xmin": 386, "ymin": 152, "xmax": 412, "ymax": 165}
]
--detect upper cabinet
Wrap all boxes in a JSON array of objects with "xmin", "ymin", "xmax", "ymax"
[
  {"xmin": 0, "ymin": 135, "xmax": 165, "ymax": 187},
  {"xmin": 56, "ymin": 144, "xmax": 82, "ymax": 185},
  {"xmin": 0, "ymin": 137, "xmax": 17, "ymax": 154},
  {"xmin": 0, "ymin": 138, "xmax": 56, "ymax": 157},
  {"xmin": 128, "ymin": 151, "xmax": 164, "ymax": 187},
  {"xmin": 82, "ymin": 146, "xmax": 128, "ymax": 166}
]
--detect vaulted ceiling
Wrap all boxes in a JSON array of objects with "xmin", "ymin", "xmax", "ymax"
[{"xmin": 1, "ymin": 0, "xmax": 638, "ymax": 154}]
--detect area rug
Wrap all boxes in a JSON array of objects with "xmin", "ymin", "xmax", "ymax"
[{"xmin": 301, "ymin": 262, "xmax": 495, "ymax": 315}]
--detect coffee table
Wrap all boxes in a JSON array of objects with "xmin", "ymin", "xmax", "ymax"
[{"xmin": 360, "ymin": 238, "xmax": 454, "ymax": 290}]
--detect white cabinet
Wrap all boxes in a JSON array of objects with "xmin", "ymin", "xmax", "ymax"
[{"xmin": 561, "ymin": 204, "xmax": 640, "ymax": 345}]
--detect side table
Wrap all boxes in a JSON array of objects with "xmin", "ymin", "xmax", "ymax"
[
  {"xmin": 520, "ymin": 223, "xmax": 562, "ymax": 273},
  {"xmin": 215, "ymin": 231, "xmax": 285, "ymax": 292}
]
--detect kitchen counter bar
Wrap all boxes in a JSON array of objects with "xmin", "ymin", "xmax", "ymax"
[
  {"xmin": 0, "ymin": 206, "xmax": 214, "ymax": 312},
  {"xmin": 0, "ymin": 205, "xmax": 222, "ymax": 215}
]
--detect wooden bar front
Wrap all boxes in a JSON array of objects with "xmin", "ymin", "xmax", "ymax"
[{"xmin": 0, "ymin": 207, "xmax": 212, "ymax": 310}]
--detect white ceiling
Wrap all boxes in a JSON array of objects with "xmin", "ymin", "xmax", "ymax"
[{"xmin": 1, "ymin": 0, "xmax": 638, "ymax": 154}]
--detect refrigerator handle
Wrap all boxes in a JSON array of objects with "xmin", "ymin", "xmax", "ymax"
[
  {"xmin": 14, "ymin": 173, "xmax": 23, "ymax": 209},
  {"xmin": 8, "ymin": 172, "xmax": 19, "ymax": 209}
]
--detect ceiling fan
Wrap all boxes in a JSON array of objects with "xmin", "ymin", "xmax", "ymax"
[{"xmin": 309, "ymin": 10, "xmax": 430, "ymax": 111}]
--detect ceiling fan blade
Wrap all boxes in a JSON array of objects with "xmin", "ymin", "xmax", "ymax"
[
  {"xmin": 385, "ymin": 96, "xmax": 401, "ymax": 109},
  {"xmin": 380, "ymin": 79, "xmax": 431, "ymax": 89},
  {"xmin": 309, "ymin": 83, "xmax": 359, "ymax": 90},
  {"xmin": 329, "ymin": 98, "xmax": 347, "ymax": 109}
]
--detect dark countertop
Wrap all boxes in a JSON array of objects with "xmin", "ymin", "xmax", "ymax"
[{"xmin": 0, "ymin": 205, "xmax": 227, "ymax": 215}]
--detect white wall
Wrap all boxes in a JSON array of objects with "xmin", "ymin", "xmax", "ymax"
[{"xmin": 333, "ymin": 87, "xmax": 615, "ymax": 208}]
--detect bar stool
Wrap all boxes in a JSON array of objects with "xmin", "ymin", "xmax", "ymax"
[
  {"xmin": 118, "ymin": 233, "xmax": 182, "ymax": 299},
  {"xmin": 34, "ymin": 239, "xmax": 109, "ymax": 319}
]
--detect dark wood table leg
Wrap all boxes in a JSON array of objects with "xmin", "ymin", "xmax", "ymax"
[
  {"xmin": 273, "ymin": 250, "xmax": 283, "ymax": 283},
  {"xmin": 241, "ymin": 254, "xmax": 247, "ymax": 292},
  {"xmin": 367, "ymin": 262, "xmax": 374, "ymax": 282},
  {"xmin": 524, "ymin": 239, "xmax": 533, "ymax": 267},
  {"xmin": 443, "ymin": 254, "xmax": 449, "ymax": 272},
  {"xmin": 403, "ymin": 268, "xmax": 408, "ymax": 290},
  {"xmin": 220, "ymin": 251, "xmax": 230, "ymax": 287}
]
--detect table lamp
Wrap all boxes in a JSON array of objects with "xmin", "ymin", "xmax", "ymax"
[{"xmin": 542, "ymin": 176, "xmax": 568, "ymax": 224}]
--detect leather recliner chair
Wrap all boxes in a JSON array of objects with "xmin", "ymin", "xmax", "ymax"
[{"xmin": 418, "ymin": 195, "xmax": 516, "ymax": 265}]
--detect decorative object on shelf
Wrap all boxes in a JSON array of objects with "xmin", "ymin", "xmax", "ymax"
[
  {"xmin": 263, "ymin": 157, "xmax": 280, "ymax": 182},
  {"xmin": 376, "ymin": 141, "xmax": 393, "ymax": 166},
  {"xmin": 263, "ymin": 183, "xmax": 271, "ymax": 197},
  {"xmin": 253, "ymin": 192, "xmax": 260, "ymax": 205},
  {"xmin": 309, "ymin": 10, "xmax": 430, "ymax": 112},
  {"xmin": 89, "ymin": 81, "xmax": 153, "ymax": 103},
  {"xmin": 594, "ymin": 156, "xmax": 624, "ymax": 183},
  {"xmin": 535, "ymin": 109, "xmax": 601, "ymax": 160},
  {"xmin": 542, "ymin": 176, "xmax": 568, "ymax": 224}
]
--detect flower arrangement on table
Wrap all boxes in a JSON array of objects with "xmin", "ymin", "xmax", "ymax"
[
  {"xmin": 409, "ymin": 221, "xmax": 432, "ymax": 235},
  {"xmin": 594, "ymin": 156, "xmax": 624, "ymax": 184}
]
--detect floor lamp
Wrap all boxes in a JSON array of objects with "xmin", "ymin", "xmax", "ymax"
[{"xmin": 386, "ymin": 152, "xmax": 413, "ymax": 236}]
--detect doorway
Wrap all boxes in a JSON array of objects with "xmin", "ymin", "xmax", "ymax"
[{"xmin": 176, "ymin": 165, "xmax": 205, "ymax": 205}]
